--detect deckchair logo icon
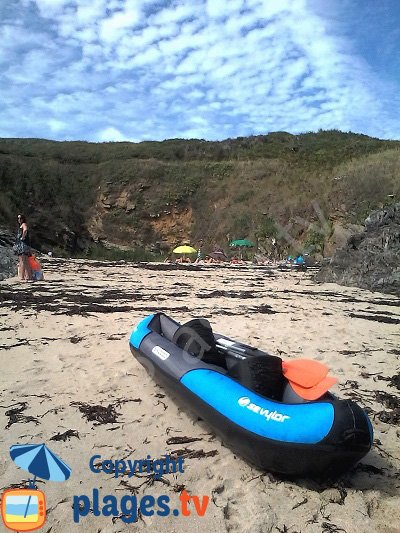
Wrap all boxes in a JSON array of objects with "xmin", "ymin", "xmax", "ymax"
[{"xmin": 1, "ymin": 444, "xmax": 72, "ymax": 532}]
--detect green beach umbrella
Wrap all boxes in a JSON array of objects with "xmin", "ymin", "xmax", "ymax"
[
  {"xmin": 229, "ymin": 239, "xmax": 255, "ymax": 248},
  {"xmin": 229, "ymin": 239, "xmax": 255, "ymax": 259}
]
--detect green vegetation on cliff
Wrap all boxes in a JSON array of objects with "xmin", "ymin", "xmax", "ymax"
[{"xmin": 0, "ymin": 130, "xmax": 399, "ymax": 258}]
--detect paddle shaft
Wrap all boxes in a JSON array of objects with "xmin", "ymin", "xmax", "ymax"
[
  {"xmin": 215, "ymin": 342, "xmax": 246, "ymax": 360},
  {"xmin": 215, "ymin": 339, "xmax": 261, "ymax": 358}
]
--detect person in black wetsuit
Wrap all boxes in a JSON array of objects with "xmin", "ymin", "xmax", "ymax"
[{"xmin": 16, "ymin": 214, "xmax": 32, "ymax": 281}]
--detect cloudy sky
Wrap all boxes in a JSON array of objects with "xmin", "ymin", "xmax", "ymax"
[{"xmin": 1, "ymin": 0, "xmax": 399, "ymax": 142}]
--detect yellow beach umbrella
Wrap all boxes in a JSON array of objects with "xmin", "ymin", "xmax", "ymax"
[{"xmin": 172, "ymin": 245, "xmax": 197, "ymax": 254}]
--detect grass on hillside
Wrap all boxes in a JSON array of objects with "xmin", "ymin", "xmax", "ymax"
[{"xmin": 0, "ymin": 131, "xmax": 399, "ymax": 256}]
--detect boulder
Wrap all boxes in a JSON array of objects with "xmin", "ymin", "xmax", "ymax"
[
  {"xmin": 324, "ymin": 222, "xmax": 364, "ymax": 257},
  {"xmin": 316, "ymin": 204, "xmax": 400, "ymax": 296}
]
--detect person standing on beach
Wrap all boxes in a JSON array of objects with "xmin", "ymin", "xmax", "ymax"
[
  {"xmin": 15, "ymin": 214, "xmax": 32, "ymax": 281},
  {"xmin": 195, "ymin": 247, "xmax": 202, "ymax": 263},
  {"xmin": 194, "ymin": 240, "xmax": 203, "ymax": 264}
]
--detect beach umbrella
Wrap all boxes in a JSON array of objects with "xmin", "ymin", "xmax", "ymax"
[
  {"xmin": 172, "ymin": 245, "xmax": 197, "ymax": 254},
  {"xmin": 229, "ymin": 239, "xmax": 255, "ymax": 259},
  {"xmin": 209, "ymin": 251, "xmax": 228, "ymax": 262},
  {"xmin": 172, "ymin": 245, "xmax": 197, "ymax": 261},
  {"xmin": 229, "ymin": 239, "xmax": 255, "ymax": 248},
  {"xmin": 10, "ymin": 443, "xmax": 72, "ymax": 518},
  {"xmin": 10, "ymin": 444, "xmax": 72, "ymax": 484}
]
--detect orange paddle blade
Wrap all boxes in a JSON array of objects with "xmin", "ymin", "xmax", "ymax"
[
  {"xmin": 282, "ymin": 359, "xmax": 329, "ymax": 388},
  {"xmin": 289, "ymin": 376, "xmax": 338, "ymax": 400}
]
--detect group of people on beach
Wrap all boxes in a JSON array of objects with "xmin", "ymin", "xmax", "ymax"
[
  {"xmin": 13, "ymin": 214, "xmax": 306, "ymax": 281},
  {"xmin": 164, "ymin": 245, "xmax": 248, "ymax": 265},
  {"xmin": 164, "ymin": 245, "xmax": 307, "ymax": 267}
]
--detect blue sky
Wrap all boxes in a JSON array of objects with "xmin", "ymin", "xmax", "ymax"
[{"xmin": 1, "ymin": 0, "xmax": 400, "ymax": 142}]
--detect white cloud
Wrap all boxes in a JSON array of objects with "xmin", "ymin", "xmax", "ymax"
[
  {"xmin": 32, "ymin": 0, "xmax": 70, "ymax": 18},
  {"xmin": 96, "ymin": 126, "xmax": 129, "ymax": 142},
  {"xmin": 48, "ymin": 119, "xmax": 67, "ymax": 132},
  {"xmin": 127, "ymin": 46, "xmax": 161, "ymax": 67},
  {"xmin": 99, "ymin": 6, "xmax": 141, "ymax": 43},
  {"xmin": 75, "ymin": 0, "xmax": 107, "ymax": 26},
  {"xmin": 150, "ymin": 3, "xmax": 201, "ymax": 25},
  {"xmin": 205, "ymin": 0, "xmax": 243, "ymax": 19},
  {"xmin": 0, "ymin": 0, "xmax": 399, "ymax": 141}
]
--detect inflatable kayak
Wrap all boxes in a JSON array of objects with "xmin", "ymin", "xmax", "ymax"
[{"xmin": 129, "ymin": 313, "xmax": 373, "ymax": 477}]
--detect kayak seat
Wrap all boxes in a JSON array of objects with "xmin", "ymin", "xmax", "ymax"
[
  {"xmin": 173, "ymin": 318, "xmax": 228, "ymax": 369},
  {"xmin": 228, "ymin": 355, "xmax": 285, "ymax": 401}
]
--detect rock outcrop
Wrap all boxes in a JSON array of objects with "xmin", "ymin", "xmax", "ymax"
[
  {"xmin": 315, "ymin": 204, "xmax": 400, "ymax": 296},
  {"xmin": 0, "ymin": 228, "xmax": 18, "ymax": 281}
]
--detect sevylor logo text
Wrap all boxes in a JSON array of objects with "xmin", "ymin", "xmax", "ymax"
[{"xmin": 238, "ymin": 397, "xmax": 290, "ymax": 422}]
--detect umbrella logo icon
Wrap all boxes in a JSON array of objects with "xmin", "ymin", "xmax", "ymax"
[{"xmin": 1, "ymin": 444, "xmax": 72, "ymax": 532}]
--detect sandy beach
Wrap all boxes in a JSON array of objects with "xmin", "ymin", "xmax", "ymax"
[{"xmin": 1, "ymin": 258, "xmax": 399, "ymax": 533}]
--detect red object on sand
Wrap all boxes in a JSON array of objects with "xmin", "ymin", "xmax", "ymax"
[{"xmin": 28, "ymin": 256, "xmax": 41, "ymax": 270}]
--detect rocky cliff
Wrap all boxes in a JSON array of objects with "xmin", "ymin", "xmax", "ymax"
[
  {"xmin": 0, "ymin": 132, "xmax": 399, "ymax": 261},
  {"xmin": 316, "ymin": 204, "xmax": 400, "ymax": 296}
]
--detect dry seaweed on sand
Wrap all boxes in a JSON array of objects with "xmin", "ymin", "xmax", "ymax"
[
  {"xmin": 166, "ymin": 426, "xmax": 182, "ymax": 435},
  {"xmin": 71, "ymin": 398, "xmax": 141, "ymax": 425},
  {"xmin": 171, "ymin": 482, "xmax": 186, "ymax": 493},
  {"xmin": 374, "ymin": 390, "xmax": 400, "ymax": 410},
  {"xmin": 340, "ymin": 385, "xmax": 400, "ymax": 425},
  {"xmin": 0, "ymin": 339, "xmax": 32, "ymax": 350},
  {"xmin": 348, "ymin": 312, "xmax": 400, "ymax": 325},
  {"xmin": 322, "ymin": 523, "xmax": 347, "ymax": 533},
  {"xmin": 376, "ymin": 409, "xmax": 400, "ymax": 425},
  {"xmin": 291, "ymin": 498, "xmax": 308, "ymax": 510},
  {"xmin": 0, "ymin": 286, "xmax": 147, "ymax": 315},
  {"xmin": 168, "ymin": 447, "xmax": 219, "ymax": 460},
  {"xmin": 197, "ymin": 289, "xmax": 262, "ymax": 299},
  {"xmin": 1, "ymin": 401, "xmax": 40, "ymax": 429},
  {"xmin": 374, "ymin": 390, "xmax": 400, "ymax": 425},
  {"xmin": 117, "ymin": 474, "xmax": 170, "ymax": 494},
  {"xmin": 249, "ymin": 304, "xmax": 278, "ymax": 314},
  {"xmin": 276, "ymin": 526, "xmax": 303, "ymax": 533},
  {"xmin": 50, "ymin": 429, "xmax": 80, "ymax": 441},
  {"xmin": 70, "ymin": 401, "xmax": 121, "ymax": 425},
  {"xmin": 368, "ymin": 389, "xmax": 400, "ymax": 425},
  {"xmin": 70, "ymin": 335, "xmax": 83, "ymax": 344},
  {"xmin": 166, "ymin": 436, "xmax": 203, "ymax": 445},
  {"xmin": 115, "ymin": 397, "xmax": 142, "ymax": 406},
  {"xmin": 39, "ymin": 407, "xmax": 65, "ymax": 418},
  {"xmin": 154, "ymin": 398, "xmax": 168, "ymax": 410},
  {"xmin": 106, "ymin": 333, "xmax": 127, "ymax": 340},
  {"xmin": 376, "ymin": 372, "xmax": 400, "ymax": 390}
]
